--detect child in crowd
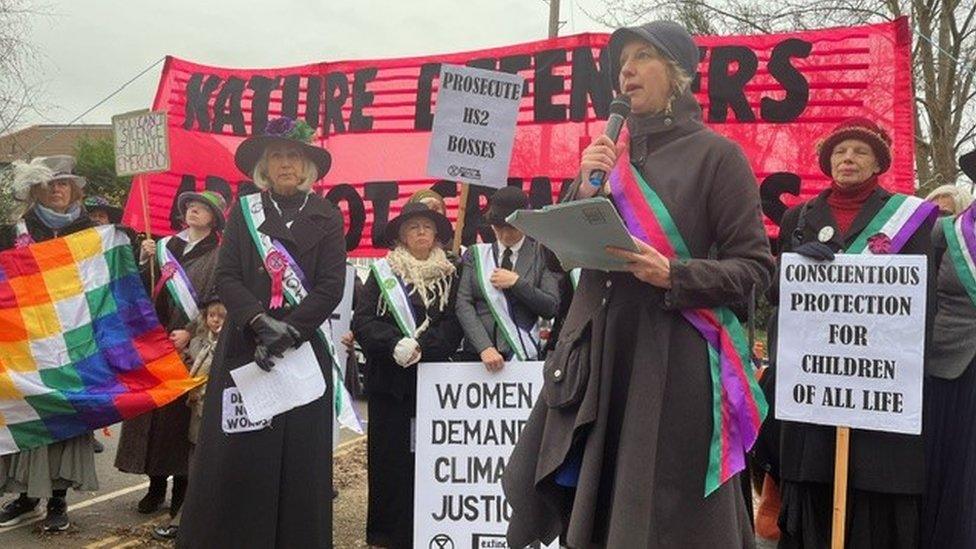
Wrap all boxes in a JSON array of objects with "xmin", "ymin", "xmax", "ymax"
[{"xmin": 152, "ymin": 296, "xmax": 226, "ymax": 541}]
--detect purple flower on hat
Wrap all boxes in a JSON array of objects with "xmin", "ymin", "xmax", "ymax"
[
  {"xmin": 263, "ymin": 116, "xmax": 315, "ymax": 144},
  {"xmin": 867, "ymin": 233, "xmax": 892, "ymax": 254},
  {"xmin": 265, "ymin": 117, "xmax": 296, "ymax": 137}
]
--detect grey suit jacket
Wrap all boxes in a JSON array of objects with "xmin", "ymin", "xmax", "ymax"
[
  {"xmin": 456, "ymin": 239, "xmax": 561, "ymax": 358},
  {"xmin": 928, "ymin": 220, "xmax": 976, "ymax": 379}
]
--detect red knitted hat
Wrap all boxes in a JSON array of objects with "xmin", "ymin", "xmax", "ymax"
[{"xmin": 817, "ymin": 117, "xmax": 892, "ymax": 177}]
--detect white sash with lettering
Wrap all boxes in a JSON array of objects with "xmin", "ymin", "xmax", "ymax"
[
  {"xmin": 471, "ymin": 243, "xmax": 541, "ymax": 360},
  {"xmin": 240, "ymin": 193, "xmax": 362, "ymax": 434},
  {"xmin": 370, "ymin": 259, "xmax": 418, "ymax": 337}
]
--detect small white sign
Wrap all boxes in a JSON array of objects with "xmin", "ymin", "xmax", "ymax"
[
  {"xmin": 221, "ymin": 387, "xmax": 270, "ymax": 434},
  {"xmin": 775, "ymin": 253, "xmax": 927, "ymax": 434},
  {"xmin": 427, "ymin": 64, "xmax": 525, "ymax": 189},
  {"xmin": 414, "ymin": 362, "xmax": 556, "ymax": 549},
  {"xmin": 229, "ymin": 342, "xmax": 326, "ymax": 423},
  {"xmin": 112, "ymin": 109, "xmax": 170, "ymax": 176}
]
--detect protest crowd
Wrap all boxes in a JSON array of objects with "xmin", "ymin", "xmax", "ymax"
[{"xmin": 0, "ymin": 14, "xmax": 974, "ymax": 549}]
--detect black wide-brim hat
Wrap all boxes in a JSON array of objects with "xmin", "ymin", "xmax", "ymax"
[
  {"xmin": 382, "ymin": 202, "xmax": 455, "ymax": 249},
  {"xmin": 234, "ymin": 117, "xmax": 332, "ymax": 180},
  {"xmin": 961, "ymin": 150, "xmax": 976, "ymax": 183},
  {"xmin": 484, "ymin": 186, "xmax": 529, "ymax": 227}
]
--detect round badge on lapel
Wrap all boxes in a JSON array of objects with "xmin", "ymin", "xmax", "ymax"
[{"xmin": 818, "ymin": 226, "xmax": 835, "ymax": 243}]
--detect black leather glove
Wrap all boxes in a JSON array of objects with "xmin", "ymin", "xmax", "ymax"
[
  {"xmin": 254, "ymin": 345, "xmax": 283, "ymax": 372},
  {"xmin": 250, "ymin": 313, "xmax": 301, "ymax": 355},
  {"xmin": 792, "ymin": 241, "xmax": 836, "ymax": 262}
]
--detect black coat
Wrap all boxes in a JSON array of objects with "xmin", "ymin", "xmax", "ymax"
[
  {"xmin": 766, "ymin": 186, "xmax": 936, "ymax": 494},
  {"xmin": 353, "ymin": 259, "xmax": 463, "ymax": 548},
  {"xmin": 115, "ymin": 231, "xmax": 219, "ymax": 477},
  {"xmin": 353, "ymin": 264, "xmax": 463, "ymax": 400},
  {"xmin": 177, "ymin": 191, "xmax": 347, "ymax": 549}
]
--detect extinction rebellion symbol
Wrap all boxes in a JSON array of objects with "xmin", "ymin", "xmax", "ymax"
[{"xmin": 429, "ymin": 533, "xmax": 454, "ymax": 549}]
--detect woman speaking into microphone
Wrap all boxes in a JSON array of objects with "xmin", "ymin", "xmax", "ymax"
[{"xmin": 502, "ymin": 21, "xmax": 775, "ymax": 548}]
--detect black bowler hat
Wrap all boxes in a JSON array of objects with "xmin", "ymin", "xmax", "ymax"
[
  {"xmin": 484, "ymin": 186, "xmax": 528, "ymax": 227},
  {"xmin": 382, "ymin": 202, "xmax": 455, "ymax": 249}
]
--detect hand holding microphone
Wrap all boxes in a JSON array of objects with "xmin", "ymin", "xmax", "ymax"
[{"xmin": 577, "ymin": 95, "xmax": 631, "ymax": 198}]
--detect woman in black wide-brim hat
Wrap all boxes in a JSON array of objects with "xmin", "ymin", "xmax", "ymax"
[
  {"xmin": 353, "ymin": 202, "xmax": 463, "ymax": 548},
  {"xmin": 177, "ymin": 117, "xmax": 346, "ymax": 549}
]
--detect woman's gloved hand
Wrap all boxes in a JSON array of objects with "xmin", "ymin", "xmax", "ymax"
[
  {"xmin": 250, "ymin": 313, "xmax": 301, "ymax": 355},
  {"xmin": 792, "ymin": 241, "xmax": 836, "ymax": 262},
  {"xmin": 254, "ymin": 345, "xmax": 279, "ymax": 372},
  {"xmin": 393, "ymin": 338, "xmax": 421, "ymax": 368}
]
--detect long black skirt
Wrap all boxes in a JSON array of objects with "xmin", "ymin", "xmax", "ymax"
[
  {"xmin": 922, "ymin": 359, "xmax": 976, "ymax": 548},
  {"xmin": 367, "ymin": 391, "xmax": 415, "ymax": 549},
  {"xmin": 777, "ymin": 481, "xmax": 919, "ymax": 548}
]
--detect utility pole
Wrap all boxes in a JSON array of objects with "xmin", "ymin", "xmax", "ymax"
[{"xmin": 548, "ymin": 0, "xmax": 560, "ymax": 39}]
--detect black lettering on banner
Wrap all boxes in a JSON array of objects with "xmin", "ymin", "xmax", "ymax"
[
  {"xmin": 280, "ymin": 75, "xmax": 301, "ymax": 121},
  {"xmin": 325, "ymin": 72, "xmax": 349, "ymax": 135},
  {"xmin": 534, "ymin": 49, "xmax": 567, "ymax": 122},
  {"xmin": 499, "ymin": 54, "xmax": 532, "ymax": 96},
  {"xmin": 691, "ymin": 46, "xmax": 708, "ymax": 93},
  {"xmin": 528, "ymin": 177, "xmax": 554, "ymax": 209},
  {"xmin": 760, "ymin": 172, "xmax": 801, "ymax": 226},
  {"xmin": 414, "ymin": 63, "xmax": 441, "ymax": 131},
  {"xmin": 570, "ymin": 46, "xmax": 612, "ymax": 121},
  {"xmin": 350, "ymin": 68, "xmax": 377, "ymax": 131},
  {"xmin": 762, "ymin": 39, "xmax": 812, "ymax": 122},
  {"xmin": 708, "ymin": 46, "xmax": 758, "ymax": 122},
  {"xmin": 183, "ymin": 74, "xmax": 222, "ymax": 132},
  {"xmin": 430, "ymin": 180, "xmax": 459, "ymax": 199},
  {"xmin": 304, "ymin": 75, "xmax": 323, "ymax": 130},
  {"xmin": 248, "ymin": 76, "xmax": 280, "ymax": 136},
  {"xmin": 466, "ymin": 57, "xmax": 497, "ymax": 70},
  {"xmin": 212, "ymin": 76, "xmax": 247, "ymax": 136},
  {"xmin": 462, "ymin": 184, "xmax": 498, "ymax": 245},
  {"xmin": 324, "ymin": 184, "xmax": 366, "ymax": 252},
  {"xmin": 364, "ymin": 181, "xmax": 400, "ymax": 248}
]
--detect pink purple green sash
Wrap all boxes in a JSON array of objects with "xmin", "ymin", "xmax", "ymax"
[
  {"xmin": 943, "ymin": 205, "xmax": 976, "ymax": 307},
  {"xmin": 607, "ymin": 128, "xmax": 766, "ymax": 496}
]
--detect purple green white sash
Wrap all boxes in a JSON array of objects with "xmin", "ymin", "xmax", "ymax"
[
  {"xmin": 240, "ymin": 193, "xmax": 362, "ymax": 434},
  {"xmin": 846, "ymin": 194, "xmax": 937, "ymax": 254},
  {"xmin": 943, "ymin": 205, "xmax": 976, "ymax": 307},
  {"xmin": 154, "ymin": 232, "xmax": 201, "ymax": 323}
]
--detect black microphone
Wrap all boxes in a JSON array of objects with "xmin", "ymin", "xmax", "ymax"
[{"xmin": 588, "ymin": 95, "xmax": 632, "ymax": 188}]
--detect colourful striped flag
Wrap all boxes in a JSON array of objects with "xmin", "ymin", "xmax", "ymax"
[{"xmin": 0, "ymin": 225, "xmax": 200, "ymax": 455}]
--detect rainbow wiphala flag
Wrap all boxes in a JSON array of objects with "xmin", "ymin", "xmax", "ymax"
[{"xmin": 0, "ymin": 225, "xmax": 199, "ymax": 455}]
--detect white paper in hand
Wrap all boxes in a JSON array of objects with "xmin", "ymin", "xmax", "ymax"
[{"xmin": 229, "ymin": 342, "xmax": 326, "ymax": 423}]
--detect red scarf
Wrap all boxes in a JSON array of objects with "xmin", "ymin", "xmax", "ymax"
[{"xmin": 826, "ymin": 176, "xmax": 879, "ymax": 235}]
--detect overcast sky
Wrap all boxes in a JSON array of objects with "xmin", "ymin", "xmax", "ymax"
[{"xmin": 19, "ymin": 0, "xmax": 609, "ymax": 130}]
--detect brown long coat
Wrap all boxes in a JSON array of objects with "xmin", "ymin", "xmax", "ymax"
[
  {"xmin": 114, "ymin": 233, "xmax": 219, "ymax": 477},
  {"xmin": 502, "ymin": 91, "xmax": 775, "ymax": 548}
]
